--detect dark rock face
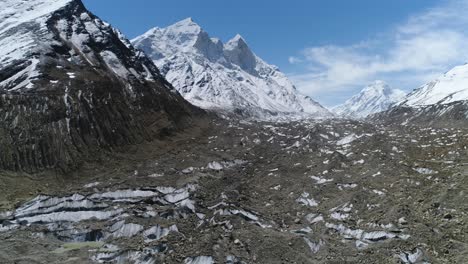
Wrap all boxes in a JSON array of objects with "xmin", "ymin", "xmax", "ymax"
[
  {"xmin": 371, "ymin": 101, "xmax": 468, "ymax": 127},
  {"xmin": 0, "ymin": 0, "xmax": 201, "ymax": 172}
]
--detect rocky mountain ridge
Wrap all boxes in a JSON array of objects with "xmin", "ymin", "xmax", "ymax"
[{"xmin": 0, "ymin": 0, "xmax": 199, "ymax": 172}]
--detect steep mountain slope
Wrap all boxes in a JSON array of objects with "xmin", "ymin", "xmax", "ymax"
[
  {"xmin": 132, "ymin": 18, "xmax": 331, "ymax": 119},
  {"xmin": 333, "ymin": 81, "xmax": 406, "ymax": 118},
  {"xmin": 399, "ymin": 64, "xmax": 468, "ymax": 106},
  {"xmin": 0, "ymin": 0, "xmax": 199, "ymax": 172}
]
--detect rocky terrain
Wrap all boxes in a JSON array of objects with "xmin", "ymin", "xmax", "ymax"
[
  {"xmin": 0, "ymin": 0, "xmax": 200, "ymax": 173},
  {"xmin": 373, "ymin": 101, "xmax": 468, "ymax": 128},
  {"xmin": 1, "ymin": 1, "xmax": 468, "ymax": 264},
  {"xmin": 0, "ymin": 117, "xmax": 466, "ymax": 263}
]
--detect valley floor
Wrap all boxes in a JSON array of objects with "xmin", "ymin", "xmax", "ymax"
[{"xmin": 0, "ymin": 118, "xmax": 467, "ymax": 263}]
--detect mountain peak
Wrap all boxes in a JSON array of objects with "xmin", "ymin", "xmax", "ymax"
[
  {"xmin": 225, "ymin": 34, "xmax": 248, "ymax": 49},
  {"xmin": 231, "ymin": 34, "xmax": 246, "ymax": 42},
  {"xmin": 362, "ymin": 80, "xmax": 392, "ymax": 94},
  {"xmin": 223, "ymin": 34, "xmax": 257, "ymax": 74},
  {"xmin": 333, "ymin": 81, "xmax": 406, "ymax": 118},
  {"xmin": 168, "ymin": 17, "xmax": 202, "ymax": 33},
  {"xmin": 180, "ymin": 17, "xmax": 194, "ymax": 23}
]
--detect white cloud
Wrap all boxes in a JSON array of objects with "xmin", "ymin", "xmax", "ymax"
[
  {"xmin": 290, "ymin": 0, "xmax": 468, "ymax": 105},
  {"xmin": 288, "ymin": 56, "xmax": 302, "ymax": 64}
]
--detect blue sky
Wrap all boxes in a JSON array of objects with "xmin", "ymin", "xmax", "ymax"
[{"xmin": 83, "ymin": 0, "xmax": 468, "ymax": 106}]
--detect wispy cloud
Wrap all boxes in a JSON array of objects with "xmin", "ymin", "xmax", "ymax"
[{"xmin": 289, "ymin": 0, "xmax": 468, "ymax": 106}]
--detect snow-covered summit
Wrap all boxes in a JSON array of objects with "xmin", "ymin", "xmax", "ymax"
[
  {"xmin": 399, "ymin": 64, "xmax": 468, "ymax": 107},
  {"xmin": 134, "ymin": 18, "xmax": 221, "ymax": 61},
  {"xmin": 333, "ymin": 81, "xmax": 406, "ymax": 118},
  {"xmin": 132, "ymin": 18, "xmax": 332, "ymax": 120}
]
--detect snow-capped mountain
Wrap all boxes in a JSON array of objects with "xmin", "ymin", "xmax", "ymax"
[
  {"xmin": 132, "ymin": 18, "xmax": 331, "ymax": 119},
  {"xmin": 374, "ymin": 65, "xmax": 468, "ymax": 125},
  {"xmin": 0, "ymin": 0, "xmax": 197, "ymax": 171},
  {"xmin": 399, "ymin": 64, "xmax": 468, "ymax": 107},
  {"xmin": 333, "ymin": 81, "xmax": 406, "ymax": 118}
]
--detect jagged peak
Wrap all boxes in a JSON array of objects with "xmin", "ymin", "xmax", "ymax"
[
  {"xmin": 231, "ymin": 34, "xmax": 246, "ymax": 42},
  {"xmin": 177, "ymin": 17, "xmax": 195, "ymax": 24},
  {"xmin": 211, "ymin": 38, "xmax": 222, "ymax": 45},
  {"xmin": 225, "ymin": 34, "xmax": 248, "ymax": 49}
]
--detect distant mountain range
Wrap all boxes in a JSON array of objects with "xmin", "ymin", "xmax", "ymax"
[
  {"xmin": 334, "ymin": 62, "xmax": 468, "ymax": 121},
  {"xmin": 132, "ymin": 18, "xmax": 332, "ymax": 120}
]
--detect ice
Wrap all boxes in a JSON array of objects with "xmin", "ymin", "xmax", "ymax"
[
  {"xmin": 337, "ymin": 183, "xmax": 358, "ymax": 190},
  {"xmin": 184, "ymin": 256, "xmax": 214, "ymax": 264},
  {"xmin": 303, "ymin": 238, "xmax": 324, "ymax": 254},
  {"xmin": 336, "ymin": 134, "xmax": 360, "ymax": 146},
  {"xmin": 15, "ymin": 194, "xmax": 88, "ymax": 217},
  {"xmin": 413, "ymin": 168, "xmax": 438, "ymax": 174},
  {"xmin": 296, "ymin": 192, "xmax": 318, "ymax": 207},
  {"xmin": 310, "ymin": 176, "xmax": 333, "ymax": 184},
  {"xmin": 355, "ymin": 240, "xmax": 369, "ymax": 249},
  {"xmin": 326, "ymin": 223, "xmax": 410, "ymax": 245},
  {"xmin": 2, "ymin": 186, "xmax": 197, "ymax": 233},
  {"xmin": 84, "ymin": 182, "xmax": 100, "ymax": 188},
  {"xmin": 207, "ymin": 160, "xmax": 246, "ymax": 171},
  {"xmin": 155, "ymin": 187, "xmax": 177, "ymax": 194},
  {"xmin": 20, "ymin": 209, "xmax": 123, "ymax": 224},
  {"xmin": 143, "ymin": 224, "xmax": 178, "ymax": 243},
  {"xmin": 109, "ymin": 221, "xmax": 143, "ymax": 238},
  {"xmin": 353, "ymin": 159, "xmax": 365, "ymax": 165},
  {"xmin": 229, "ymin": 209, "xmax": 259, "ymax": 222},
  {"xmin": 182, "ymin": 167, "xmax": 194, "ymax": 174},
  {"xmin": 164, "ymin": 190, "xmax": 190, "ymax": 203},
  {"xmin": 326, "ymin": 223, "xmax": 363, "ymax": 240},
  {"xmin": 399, "ymin": 248, "xmax": 425, "ymax": 264},
  {"xmin": 90, "ymin": 190, "xmax": 158, "ymax": 200},
  {"xmin": 362, "ymin": 231, "xmax": 396, "ymax": 241},
  {"xmin": 305, "ymin": 213, "xmax": 324, "ymax": 224},
  {"xmin": 207, "ymin": 161, "xmax": 223, "ymax": 171},
  {"xmin": 372, "ymin": 189, "xmax": 385, "ymax": 196}
]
